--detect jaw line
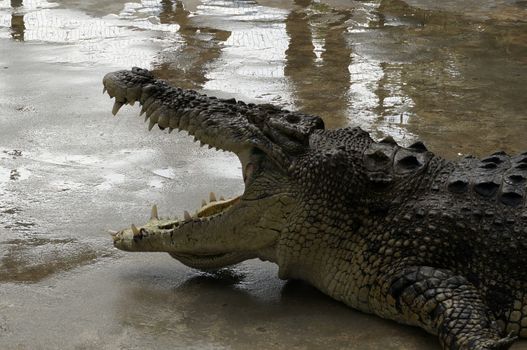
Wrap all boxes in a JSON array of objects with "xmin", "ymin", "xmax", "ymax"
[
  {"xmin": 112, "ymin": 192, "xmax": 285, "ymax": 261},
  {"xmin": 168, "ymin": 251, "xmax": 254, "ymax": 270}
]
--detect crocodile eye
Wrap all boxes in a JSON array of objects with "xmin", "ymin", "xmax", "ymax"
[{"xmin": 243, "ymin": 163, "xmax": 254, "ymax": 184}]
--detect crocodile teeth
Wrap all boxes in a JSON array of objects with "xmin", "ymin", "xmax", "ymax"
[
  {"xmin": 209, "ymin": 192, "xmax": 217, "ymax": 202},
  {"xmin": 148, "ymin": 119, "xmax": 156, "ymax": 131},
  {"xmin": 129, "ymin": 100, "xmax": 135, "ymax": 106},
  {"xmin": 151, "ymin": 204, "xmax": 159, "ymax": 220},
  {"xmin": 201, "ymin": 200, "xmax": 207, "ymax": 207},
  {"xmin": 112, "ymin": 101, "xmax": 124, "ymax": 116},
  {"xmin": 109, "ymin": 230, "xmax": 120, "ymax": 242},
  {"xmin": 103, "ymin": 87, "xmax": 107, "ymax": 94},
  {"xmin": 220, "ymin": 196, "xmax": 225, "ymax": 201},
  {"xmin": 184, "ymin": 210, "xmax": 192, "ymax": 220},
  {"xmin": 168, "ymin": 128, "xmax": 174, "ymax": 134},
  {"xmin": 140, "ymin": 105, "xmax": 146, "ymax": 116},
  {"xmin": 131, "ymin": 224, "xmax": 140, "ymax": 237},
  {"xmin": 196, "ymin": 196, "xmax": 240, "ymax": 218}
]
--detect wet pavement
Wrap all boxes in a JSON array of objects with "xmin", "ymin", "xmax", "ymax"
[{"xmin": 0, "ymin": 0, "xmax": 526, "ymax": 349}]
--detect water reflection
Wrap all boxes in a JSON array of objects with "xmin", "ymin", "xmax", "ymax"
[
  {"xmin": 373, "ymin": 0, "xmax": 527, "ymax": 157},
  {"xmin": 152, "ymin": 0, "xmax": 231, "ymax": 90},
  {"xmin": 197, "ymin": 0, "xmax": 292, "ymax": 104},
  {"xmin": 1, "ymin": 0, "xmax": 526, "ymax": 157},
  {"xmin": 10, "ymin": 0, "xmax": 23, "ymax": 41},
  {"xmin": 0, "ymin": 237, "xmax": 97, "ymax": 283},
  {"xmin": 284, "ymin": 1, "xmax": 353, "ymax": 128}
]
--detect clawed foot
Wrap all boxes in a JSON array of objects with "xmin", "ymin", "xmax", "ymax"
[
  {"xmin": 489, "ymin": 333, "xmax": 518, "ymax": 350},
  {"xmin": 470, "ymin": 333, "xmax": 518, "ymax": 350}
]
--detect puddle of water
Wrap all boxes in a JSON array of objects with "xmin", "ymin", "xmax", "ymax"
[
  {"xmin": 29, "ymin": 151, "xmax": 101, "ymax": 166},
  {"xmin": 152, "ymin": 167, "xmax": 176, "ymax": 179},
  {"xmin": 0, "ymin": 0, "xmax": 184, "ymax": 67},
  {"xmin": 190, "ymin": 152, "xmax": 242, "ymax": 180},
  {"xmin": 0, "ymin": 166, "xmax": 11, "ymax": 183},
  {"xmin": 2, "ymin": 0, "xmax": 521, "ymax": 156},
  {"xmin": 0, "ymin": 0, "xmax": 526, "ymax": 348},
  {"xmin": 0, "ymin": 236, "xmax": 98, "ymax": 283},
  {"xmin": 96, "ymin": 172, "xmax": 126, "ymax": 190},
  {"xmin": 147, "ymin": 177, "xmax": 165, "ymax": 189}
]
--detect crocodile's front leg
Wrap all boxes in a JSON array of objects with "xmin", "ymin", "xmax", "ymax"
[{"xmin": 371, "ymin": 265, "xmax": 517, "ymax": 350}]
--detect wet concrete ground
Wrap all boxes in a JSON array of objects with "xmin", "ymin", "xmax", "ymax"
[{"xmin": 0, "ymin": 0, "xmax": 526, "ymax": 349}]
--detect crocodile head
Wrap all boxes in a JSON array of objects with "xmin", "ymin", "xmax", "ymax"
[{"xmin": 104, "ymin": 67, "xmax": 324, "ymax": 270}]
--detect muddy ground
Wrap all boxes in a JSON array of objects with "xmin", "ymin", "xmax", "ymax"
[{"xmin": 0, "ymin": 0, "xmax": 526, "ymax": 349}]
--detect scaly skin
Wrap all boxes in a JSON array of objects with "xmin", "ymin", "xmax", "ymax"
[{"xmin": 104, "ymin": 67, "xmax": 527, "ymax": 350}]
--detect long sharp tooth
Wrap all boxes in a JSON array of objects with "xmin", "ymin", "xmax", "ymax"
[
  {"xmin": 168, "ymin": 128, "xmax": 174, "ymax": 134},
  {"xmin": 112, "ymin": 101, "xmax": 124, "ymax": 116},
  {"xmin": 103, "ymin": 87, "xmax": 107, "ymax": 94},
  {"xmin": 209, "ymin": 192, "xmax": 217, "ymax": 202},
  {"xmin": 148, "ymin": 119, "xmax": 156, "ymax": 131},
  {"xmin": 131, "ymin": 224, "xmax": 140, "ymax": 237},
  {"xmin": 220, "ymin": 196, "xmax": 225, "ymax": 201},
  {"xmin": 184, "ymin": 211, "xmax": 192, "ymax": 220},
  {"xmin": 151, "ymin": 205, "xmax": 159, "ymax": 220},
  {"xmin": 201, "ymin": 199, "xmax": 207, "ymax": 207},
  {"xmin": 140, "ymin": 105, "xmax": 146, "ymax": 116}
]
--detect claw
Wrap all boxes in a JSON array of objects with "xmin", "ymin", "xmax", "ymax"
[
  {"xmin": 151, "ymin": 204, "xmax": 159, "ymax": 220},
  {"xmin": 494, "ymin": 333, "xmax": 518, "ymax": 348},
  {"xmin": 112, "ymin": 101, "xmax": 124, "ymax": 116}
]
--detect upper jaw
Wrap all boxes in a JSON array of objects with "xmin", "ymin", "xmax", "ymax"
[
  {"xmin": 103, "ymin": 68, "xmax": 255, "ymax": 156},
  {"xmin": 102, "ymin": 68, "xmax": 154, "ymax": 104},
  {"xmin": 103, "ymin": 67, "xmax": 322, "ymax": 171}
]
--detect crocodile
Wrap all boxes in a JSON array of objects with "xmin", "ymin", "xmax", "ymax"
[{"xmin": 103, "ymin": 67, "xmax": 527, "ymax": 350}]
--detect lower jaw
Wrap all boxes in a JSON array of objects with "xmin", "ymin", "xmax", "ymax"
[{"xmin": 169, "ymin": 251, "xmax": 252, "ymax": 271}]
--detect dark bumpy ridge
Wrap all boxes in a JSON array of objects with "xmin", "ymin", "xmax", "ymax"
[{"xmin": 447, "ymin": 152, "xmax": 527, "ymax": 207}]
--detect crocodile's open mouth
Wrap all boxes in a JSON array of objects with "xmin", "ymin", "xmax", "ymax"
[
  {"xmin": 109, "ymin": 153, "xmax": 255, "ymax": 264},
  {"xmin": 104, "ymin": 68, "xmax": 290, "ymax": 269},
  {"xmin": 109, "ymin": 155, "xmax": 257, "ymax": 268}
]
